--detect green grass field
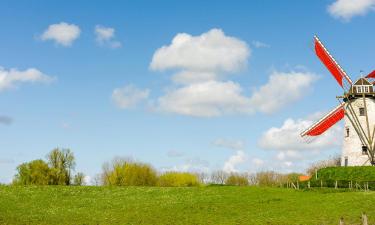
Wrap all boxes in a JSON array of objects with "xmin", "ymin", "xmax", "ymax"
[{"xmin": 0, "ymin": 186, "xmax": 374, "ymax": 225}]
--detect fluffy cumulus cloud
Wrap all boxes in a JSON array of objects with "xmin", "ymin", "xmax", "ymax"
[
  {"xmin": 156, "ymin": 70, "xmax": 317, "ymax": 117},
  {"xmin": 0, "ymin": 116, "xmax": 13, "ymax": 125},
  {"xmin": 157, "ymin": 80, "xmax": 253, "ymax": 117},
  {"xmin": 41, "ymin": 22, "xmax": 80, "ymax": 46},
  {"xmin": 0, "ymin": 67, "xmax": 54, "ymax": 91},
  {"xmin": 223, "ymin": 150, "xmax": 248, "ymax": 173},
  {"xmin": 250, "ymin": 71, "xmax": 318, "ymax": 114},
  {"xmin": 150, "ymin": 28, "xmax": 250, "ymax": 75},
  {"xmin": 212, "ymin": 138, "xmax": 245, "ymax": 150},
  {"xmin": 258, "ymin": 114, "xmax": 342, "ymax": 154},
  {"xmin": 95, "ymin": 25, "xmax": 122, "ymax": 48},
  {"xmin": 328, "ymin": 0, "xmax": 375, "ymax": 20},
  {"xmin": 114, "ymin": 29, "xmax": 316, "ymax": 117},
  {"xmin": 111, "ymin": 85, "xmax": 150, "ymax": 109}
]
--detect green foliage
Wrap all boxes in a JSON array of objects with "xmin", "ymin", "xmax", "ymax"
[
  {"xmin": 158, "ymin": 172, "xmax": 200, "ymax": 187},
  {"xmin": 13, "ymin": 160, "xmax": 50, "ymax": 185},
  {"xmin": 47, "ymin": 148, "xmax": 75, "ymax": 185},
  {"xmin": 315, "ymin": 166, "xmax": 375, "ymax": 182},
  {"xmin": 1, "ymin": 186, "xmax": 375, "ymax": 224},
  {"xmin": 225, "ymin": 174, "xmax": 248, "ymax": 186},
  {"xmin": 12, "ymin": 148, "xmax": 76, "ymax": 186},
  {"xmin": 73, "ymin": 172, "xmax": 85, "ymax": 186},
  {"xmin": 102, "ymin": 158, "xmax": 158, "ymax": 186}
]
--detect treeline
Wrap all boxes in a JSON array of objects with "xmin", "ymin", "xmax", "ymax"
[
  {"xmin": 12, "ymin": 149, "xmax": 304, "ymax": 187},
  {"xmin": 13, "ymin": 148, "xmax": 85, "ymax": 186}
]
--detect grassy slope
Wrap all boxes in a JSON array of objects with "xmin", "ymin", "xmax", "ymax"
[{"xmin": 0, "ymin": 186, "xmax": 374, "ymax": 225}]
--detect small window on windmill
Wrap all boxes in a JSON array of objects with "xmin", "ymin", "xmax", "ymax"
[
  {"xmin": 365, "ymin": 86, "xmax": 369, "ymax": 93},
  {"xmin": 362, "ymin": 146, "xmax": 368, "ymax": 155},
  {"xmin": 345, "ymin": 127, "xmax": 349, "ymax": 137},
  {"xmin": 357, "ymin": 86, "xmax": 362, "ymax": 93},
  {"xmin": 359, "ymin": 107, "xmax": 365, "ymax": 116}
]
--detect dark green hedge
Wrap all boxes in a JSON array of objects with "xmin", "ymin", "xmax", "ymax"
[{"xmin": 315, "ymin": 166, "xmax": 375, "ymax": 182}]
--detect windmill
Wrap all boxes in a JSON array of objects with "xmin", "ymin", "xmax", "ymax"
[{"xmin": 300, "ymin": 36, "xmax": 375, "ymax": 166}]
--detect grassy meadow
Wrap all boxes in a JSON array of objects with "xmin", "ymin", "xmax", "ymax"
[{"xmin": 0, "ymin": 186, "xmax": 374, "ymax": 225}]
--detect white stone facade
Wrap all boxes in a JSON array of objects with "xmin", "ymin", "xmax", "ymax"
[{"xmin": 342, "ymin": 97, "xmax": 375, "ymax": 166}]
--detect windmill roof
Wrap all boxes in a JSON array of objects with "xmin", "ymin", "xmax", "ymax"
[{"xmin": 353, "ymin": 78, "xmax": 372, "ymax": 86}]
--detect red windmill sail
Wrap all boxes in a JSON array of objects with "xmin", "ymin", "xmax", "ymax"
[
  {"xmin": 314, "ymin": 36, "xmax": 352, "ymax": 90},
  {"xmin": 366, "ymin": 70, "xmax": 375, "ymax": 78},
  {"xmin": 301, "ymin": 103, "xmax": 344, "ymax": 137}
]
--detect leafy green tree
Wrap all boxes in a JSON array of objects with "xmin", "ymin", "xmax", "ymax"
[
  {"xmin": 13, "ymin": 160, "xmax": 50, "ymax": 185},
  {"xmin": 47, "ymin": 148, "xmax": 75, "ymax": 185},
  {"xmin": 73, "ymin": 172, "xmax": 85, "ymax": 186}
]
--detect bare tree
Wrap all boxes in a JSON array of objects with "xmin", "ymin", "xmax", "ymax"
[{"xmin": 210, "ymin": 170, "xmax": 229, "ymax": 184}]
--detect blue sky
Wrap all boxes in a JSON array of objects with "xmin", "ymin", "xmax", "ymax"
[{"xmin": 1, "ymin": 0, "xmax": 375, "ymax": 183}]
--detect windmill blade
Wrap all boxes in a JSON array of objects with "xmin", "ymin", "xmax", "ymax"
[
  {"xmin": 365, "ymin": 70, "xmax": 375, "ymax": 78},
  {"xmin": 314, "ymin": 36, "xmax": 352, "ymax": 90},
  {"xmin": 301, "ymin": 103, "xmax": 344, "ymax": 137}
]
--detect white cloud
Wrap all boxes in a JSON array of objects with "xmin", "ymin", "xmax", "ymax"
[
  {"xmin": 223, "ymin": 150, "xmax": 248, "ymax": 173},
  {"xmin": 250, "ymin": 71, "xmax": 318, "ymax": 114},
  {"xmin": 150, "ymin": 28, "xmax": 250, "ymax": 75},
  {"xmin": 112, "ymin": 85, "xmax": 150, "ymax": 109},
  {"xmin": 0, "ymin": 67, "xmax": 54, "ymax": 91},
  {"xmin": 41, "ymin": 22, "xmax": 80, "ymax": 46},
  {"xmin": 328, "ymin": 0, "xmax": 375, "ymax": 20},
  {"xmin": 212, "ymin": 138, "xmax": 245, "ymax": 150},
  {"xmin": 252, "ymin": 41, "xmax": 270, "ymax": 48},
  {"xmin": 95, "ymin": 25, "xmax": 122, "ymax": 48},
  {"xmin": 118, "ymin": 28, "xmax": 316, "ymax": 117},
  {"xmin": 157, "ymin": 70, "xmax": 317, "ymax": 117},
  {"xmin": 258, "ymin": 115, "xmax": 342, "ymax": 154},
  {"xmin": 252, "ymin": 158, "xmax": 264, "ymax": 166},
  {"xmin": 83, "ymin": 175, "xmax": 91, "ymax": 185},
  {"xmin": 161, "ymin": 157, "xmax": 210, "ymax": 173},
  {"xmin": 157, "ymin": 80, "xmax": 253, "ymax": 117}
]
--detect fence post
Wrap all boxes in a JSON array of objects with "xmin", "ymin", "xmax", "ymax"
[
  {"xmin": 335, "ymin": 180, "xmax": 338, "ymax": 189},
  {"xmin": 321, "ymin": 180, "xmax": 323, "ymax": 188},
  {"xmin": 308, "ymin": 181, "xmax": 310, "ymax": 189},
  {"xmin": 362, "ymin": 213, "xmax": 368, "ymax": 225},
  {"xmin": 339, "ymin": 217, "xmax": 345, "ymax": 225},
  {"xmin": 297, "ymin": 181, "xmax": 299, "ymax": 189}
]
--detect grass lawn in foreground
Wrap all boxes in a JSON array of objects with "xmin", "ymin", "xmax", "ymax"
[{"xmin": 0, "ymin": 186, "xmax": 374, "ymax": 225}]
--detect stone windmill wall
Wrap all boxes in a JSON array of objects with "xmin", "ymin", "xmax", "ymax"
[{"xmin": 342, "ymin": 97, "xmax": 375, "ymax": 166}]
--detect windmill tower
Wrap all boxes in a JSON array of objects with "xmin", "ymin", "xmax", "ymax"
[{"xmin": 301, "ymin": 36, "xmax": 375, "ymax": 166}]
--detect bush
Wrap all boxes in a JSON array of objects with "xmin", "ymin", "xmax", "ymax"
[
  {"xmin": 158, "ymin": 172, "xmax": 200, "ymax": 187},
  {"xmin": 315, "ymin": 166, "xmax": 375, "ymax": 182},
  {"xmin": 225, "ymin": 173, "xmax": 249, "ymax": 186},
  {"xmin": 102, "ymin": 158, "xmax": 158, "ymax": 186}
]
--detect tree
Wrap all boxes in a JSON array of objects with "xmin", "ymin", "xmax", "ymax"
[
  {"xmin": 73, "ymin": 172, "xmax": 85, "ymax": 186},
  {"xmin": 47, "ymin": 148, "xmax": 76, "ymax": 185},
  {"xmin": 225, "ymin": 173, "xmax": 249, "ymax": 186},
  {"xmin": 210, "ymin": 170, "xmax": 229, "ymax": 184},
  {"xmin": 306, "ymin": 155, "xmax": 341, "ymax": 176},
  {"xmin": 13, "ymin": 159, "xmax": 50, "ymax": 185}
]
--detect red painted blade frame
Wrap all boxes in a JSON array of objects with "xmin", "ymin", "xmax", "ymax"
[
  {"xmin": 301, "ymin": 103, "xmax": 344, "ymax": 137},
  {"xmin": 314, "ymin": 36, "xmax": 352, "ymax": 89},
  {"xmin": 366, "ymin": 70, "xmax": 375, "ymax": 78}
]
